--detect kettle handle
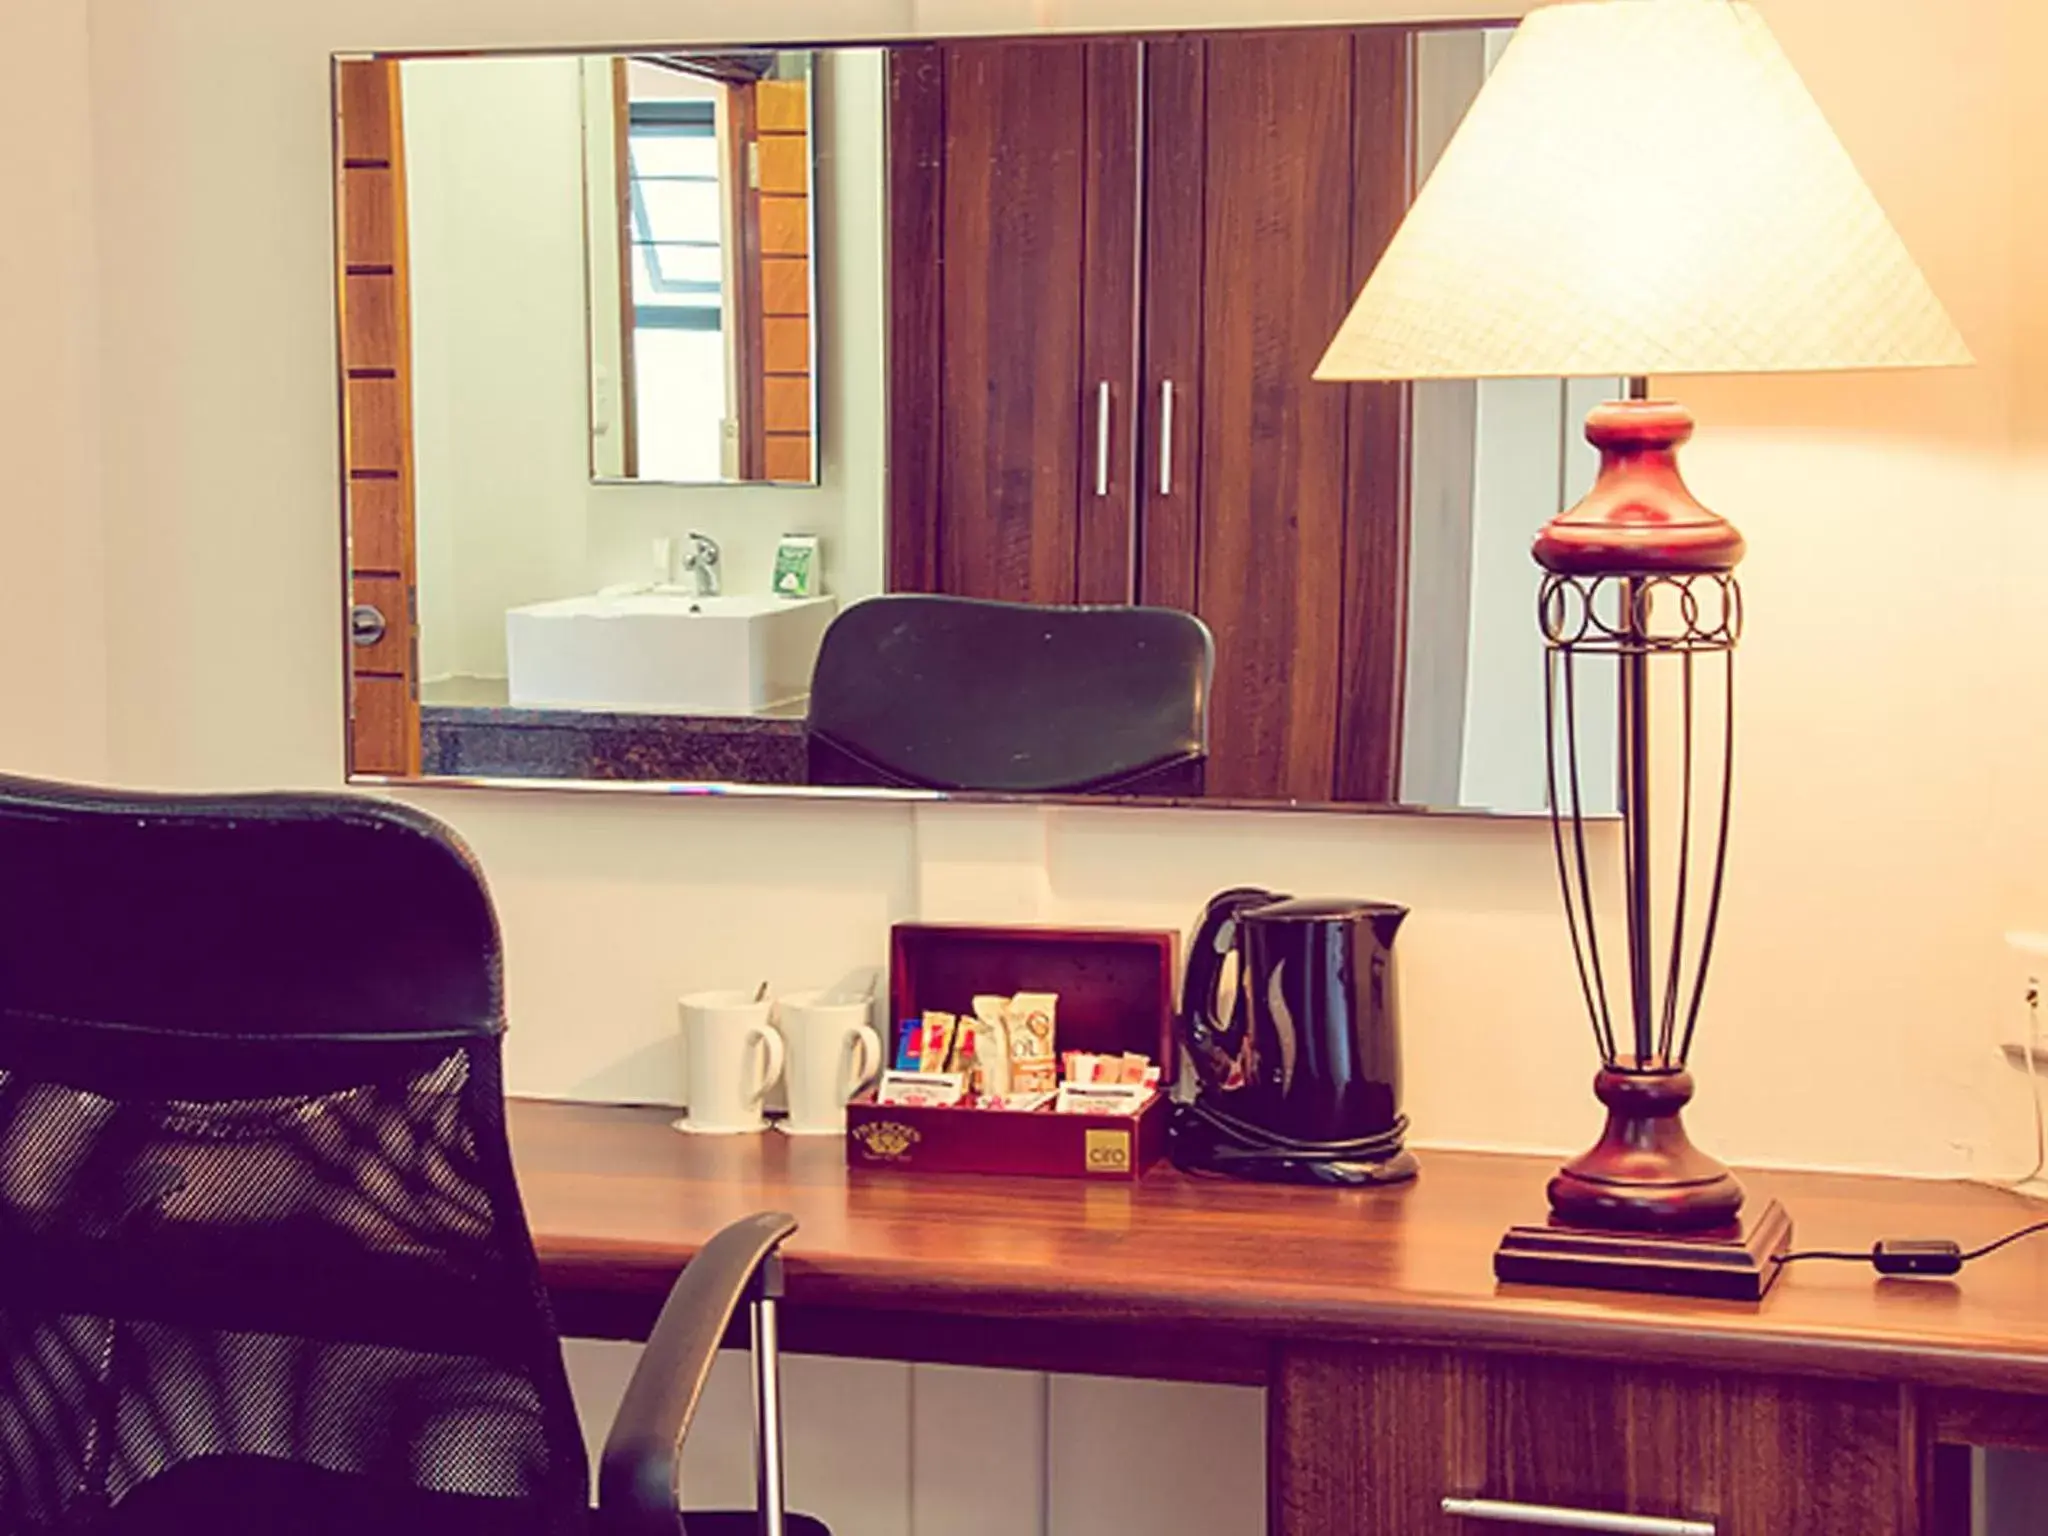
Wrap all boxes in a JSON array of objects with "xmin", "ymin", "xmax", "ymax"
[{"xmin": 1183, "ymin": 887, "xmax": 1283, "ymax": 1093}]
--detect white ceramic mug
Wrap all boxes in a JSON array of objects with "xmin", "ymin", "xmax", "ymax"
[
  {"xmin": 776, "ymin": 991, "xmax": 884, "ymax": 1136},
  {"xmin": 675, "ymin": 990, "xmax": 786, "ymax": 1135}
]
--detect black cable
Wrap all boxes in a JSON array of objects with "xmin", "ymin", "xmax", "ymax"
[
  {"xmin": 1775, "ymin": 1218, "xmax": 2048, "ymax": 1278},
  {"xmin": 1960, "ymin": 1218, "xmax": 2048, "ymax": 1264},
  {"xmin": 1778, "ymin": 979, "xmax": 2048, "ymax": 1280},
  {"xmin": 1174, "ymin": 1098, "xmax": 1409, "ymax": 1160}
]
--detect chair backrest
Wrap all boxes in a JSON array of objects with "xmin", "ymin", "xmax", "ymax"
[
  {"xmin": 805, "ymin": 596, "xmax": 1215, "ymax": 795},
  {"xmin": 0, "ymin": 777, "xmax": 586, "ymax": 1536}
]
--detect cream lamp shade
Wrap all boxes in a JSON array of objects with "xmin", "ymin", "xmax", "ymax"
[{"xmin": 1314, "ymin": 0, "xmax": 1971, "ymax": 382}]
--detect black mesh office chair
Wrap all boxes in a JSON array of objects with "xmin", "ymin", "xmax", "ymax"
[
  {"xmin": 806, "ymin": 595, "xmax": 1215, "ymax": 796},
  {"xmin": 0, "ymin": 775, "xmax": 824, "ymax": 1536}
]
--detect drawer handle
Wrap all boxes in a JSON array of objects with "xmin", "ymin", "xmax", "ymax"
[
  {"xmin": 1441, "ymin": 1497, "xmax": 1714, "ymax": 1536},
  {"xmin": 1158, "ymin": 379, "xmax": 1175, "ymax": 497},
  {"xmin": 1093, "ymin": 380, "xmax": 1112, "ymax": 498}
]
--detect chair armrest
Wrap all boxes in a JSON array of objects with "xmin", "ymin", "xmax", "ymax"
[{"xmin": 594, "ymin": 1211, "xmax": 799, "ymax": 1536}]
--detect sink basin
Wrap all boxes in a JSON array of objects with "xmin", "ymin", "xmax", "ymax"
[{"xmin": 505, "ymin": 592, "xmax": 839, "ymax": 714}]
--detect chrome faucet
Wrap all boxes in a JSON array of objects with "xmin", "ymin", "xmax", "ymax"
[{"xmin": 681, "ymin": 531, "xmax": 721, "ymax": 598}]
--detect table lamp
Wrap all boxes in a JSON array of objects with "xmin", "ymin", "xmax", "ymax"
[{"xmin": 1316, "ymin": 0, "xmax": 1969, "ymax": 1299}]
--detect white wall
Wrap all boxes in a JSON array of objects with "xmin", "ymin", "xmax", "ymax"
[
  {"xmin": 596, "ymin": 62, "xmax": 733, "ymax": 485},
  {"xmin": 1458, "ymin": 375, "xmax": 1618, "ymax": 814},
  {"xmin": 2012, "ymin": 0, "xmax": 2048, "ymax": 947},
  {"xmin": 1397, "ymin": 28, "xmax": 1482, "ymax": 809},
  {"xmin": 0, "ymin": 4, "xmax": 105, "ymax": 783},
  {"xmin": 2, "ymin": 0, "xmax": 2042, "ymax": 1530},
  {"xmin": 1458, "ymin": 378, "xmax": 1566, "ymax": 811},
  {"xmin": 584, "ymin": 59, "xmax": 632, "ymax": 484},
  {"xmin": 405, "ymin": 57, "xmax": 598, "ymax": 682},
  {"xmin": 402, "ymin": 46, "xmax": 890, "ymax": 687},
  {"xmin": 1404, "ymin": 29, "xmax": 1615, "ymax": 817}
]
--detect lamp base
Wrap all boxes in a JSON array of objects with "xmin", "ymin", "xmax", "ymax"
[
  {"xmin": 1548, "ymin": 1064, "xmax": 1744, "ymax": 1232},
  {"xmin": 1495, "ymin": 1199, "xmax": 1792, "ymax": 1302}
]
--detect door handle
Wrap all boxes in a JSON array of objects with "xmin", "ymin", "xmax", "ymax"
[
  {"xmin": 1094, "ymin": 381, "xmax": 1111, "ymax": 499},
  {"xmin": 350, "ymin": 603, "xmax": 388, "ymax": 648},
  {"xmin": 1442, "ymin": 1498, "xmax": 1714, "ymax": 1535},
  {"xmin": 1158, "ymin": 379, "xmax": 1175, "ymax": 497}
]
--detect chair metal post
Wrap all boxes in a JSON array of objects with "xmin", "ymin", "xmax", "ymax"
[{"xmin": 750, "ymin": 1256, "xmax": 788, "ymax": 1536}]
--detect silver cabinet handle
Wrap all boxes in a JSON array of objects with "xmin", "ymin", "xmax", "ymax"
[
  {"xmin": 1094, "ymin": 381, "xmax": 1111, "ymax": 498},
  {"xmin": 1442, "ymin": 1498, "xmax": 1714, "ymax": 1536},
  {"xmin": 1158, "ymin": 379, "xmax": 1175, "ymax": 497}
]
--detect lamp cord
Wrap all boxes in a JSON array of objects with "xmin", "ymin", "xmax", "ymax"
[
  {"xmin": 1775, "ymin": 1219, "xmax": 2048, "ymax": 1277},
  {"xmin": 1775, "ymin": 985, "xmax": 2048, "ymax": 1277},
  {"xmin": 1957, "ymin": 1220, "xmax": 2048, "ymax": 1264}
]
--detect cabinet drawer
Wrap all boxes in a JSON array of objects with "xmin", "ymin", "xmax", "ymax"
[{"xmin": 1273, "ymin": 1346, "xmax": 1909, "ymax": 1536}]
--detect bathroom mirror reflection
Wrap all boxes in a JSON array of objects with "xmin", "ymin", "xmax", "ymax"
[
  {"xmin": 584, "ymin": 52, "xmax": 821, "ymax": 486},
  {"xmin": 335, "ymin": 25, "xmax": 1622, "ymax": 816}
]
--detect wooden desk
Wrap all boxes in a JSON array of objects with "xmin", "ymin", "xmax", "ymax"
[{"xmin": 512, "ymin": 1098, "xmax": 2048, "ymax": 1536}]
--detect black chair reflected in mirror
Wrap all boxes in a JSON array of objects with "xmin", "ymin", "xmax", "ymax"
[
  {"xmin": 805, "ymin": 596, "xmax": 1215, "ymax": 796},
  {"xmin": 0, "ymin": 777, "xmax": 825, "ymax": 1536}
]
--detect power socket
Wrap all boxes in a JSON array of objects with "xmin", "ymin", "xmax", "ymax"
[{"xmin": 2002, "ymin": 931, "xmax": 2048, "ymax": 1070}]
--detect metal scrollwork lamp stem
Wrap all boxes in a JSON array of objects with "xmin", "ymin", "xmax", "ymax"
[{"xmin": 1535, "ymin": 388, "xmax": 1747, "ymax": 1232}]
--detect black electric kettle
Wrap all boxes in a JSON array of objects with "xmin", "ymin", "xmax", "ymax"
[{"xmin": 1171, "ymin": 887, "xmax": 1418, "ymax": 1186}]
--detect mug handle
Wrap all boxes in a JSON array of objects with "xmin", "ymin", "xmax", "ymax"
[
  {"xmin": 843, "ymin": 1024, "xmax": 884, "ymax": 1098},
  {"xmin": 747, "ymin": 1020, "xmax": 787, "ymax": 1106}
]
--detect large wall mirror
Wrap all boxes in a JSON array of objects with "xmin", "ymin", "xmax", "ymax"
[{"xmin": 334, "ymin": 23, "xmax": 1621, "ymax": 816}]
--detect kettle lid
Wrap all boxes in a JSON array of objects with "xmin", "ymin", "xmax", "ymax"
[{"xmin": 1244, "ymin": 896, "xmax": 1407, "ymax": 923}]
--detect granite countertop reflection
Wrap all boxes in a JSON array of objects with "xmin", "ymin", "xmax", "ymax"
[
  {"xmin": 420, "ymin": 677, "xmax": 807, "ymax": 783},
  {"xmin": 422, "ymin": 676, "xmax": 806, "ymax": 727}
]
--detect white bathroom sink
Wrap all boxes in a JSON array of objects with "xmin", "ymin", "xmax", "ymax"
[{"xmin": 505, "ymin": 592, "xmax": 839, "ymax": 715}]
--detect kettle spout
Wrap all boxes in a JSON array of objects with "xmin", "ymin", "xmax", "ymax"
[{"xmin": 1368, "ymin": 903, "xmax": 1409, "ymax": 946}]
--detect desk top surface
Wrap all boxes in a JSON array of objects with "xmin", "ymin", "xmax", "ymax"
[{"xmin": 510, "ymin": 1098, "xmax": 2048, "ymax": 1394}]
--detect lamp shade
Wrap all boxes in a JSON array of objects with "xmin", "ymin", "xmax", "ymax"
[{"xmin": 1315, "ymin": 0, "xmax": 1971, "ymax": 382}]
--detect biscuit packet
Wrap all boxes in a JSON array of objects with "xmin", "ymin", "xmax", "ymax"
[
  {"xmin": 972, "ymin": 995, "xmax": 1013, "ymax": 1099},
  {"xmin": 1005, "ymin": 992, "xmax": 1059, "ymax": 1095},
  {"xmin": 918, "ymin": 1011, "xmax": 958, "ymax": 1073}
]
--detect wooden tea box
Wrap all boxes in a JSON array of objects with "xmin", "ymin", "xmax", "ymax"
[{"xmin": 845, "ymin": 922, "xmax": 1179, "ymax": 1180}]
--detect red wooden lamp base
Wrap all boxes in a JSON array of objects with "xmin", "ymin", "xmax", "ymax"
[
  {"xmin": 1495, "ymin": 1063, "xmax": 1790, "ymax": 1301},
  {"xmin": 1495, "ymin": 1200, "xmax": 1792, "ymax": 1302},
  {"xmin": 1548, "ymin": 1064, "xmax": 1743, "ymax": 1232}
]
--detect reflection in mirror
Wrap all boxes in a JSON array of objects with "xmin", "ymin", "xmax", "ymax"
[
  {"xmin": 334, "ymin": 27, "xmax": 1619, "ymax": 816},
  {"xmin": 583, "ymin": 53, "xmax": 820, "ymax": 485}
]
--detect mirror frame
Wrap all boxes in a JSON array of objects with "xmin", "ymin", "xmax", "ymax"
[{"xmin": 334, "ymin": 19, "xmax": 1624, "ymax": 822}]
